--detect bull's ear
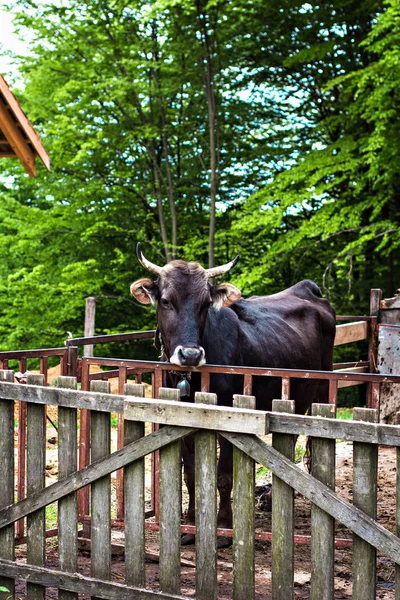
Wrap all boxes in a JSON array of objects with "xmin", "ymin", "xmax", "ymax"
[
  {"xmin": 211, "ymin": 283, "xmax": 241, "ymax": 309},
  {"xmin": 130, "ymin": 278, "xmax": 158, "ymax": 305}
]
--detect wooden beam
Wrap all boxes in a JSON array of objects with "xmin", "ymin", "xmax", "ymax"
[
  {"xmin": 0, "ymin": 381, "xmax": 125, "ymax": 413},
  {"xmin": 268, "ymin": 411, "xmax": 400, "ymax": 446},
  {"xmin": 334, "ymin": 321, "xmax": 368, "ymax": 346},
  {"xmin": 335, "ymin": 365, "xmax": 369, "ymax": 389},
  {"xmin": 0, "ymin": 74, "xmax": 50, "ymax": 171},
  {"xmin": 221, "ymin": 431, "xmax": 400, "ymax": 565},
  {"xmin": 124, "ymin": 394, "xmax": 268, "ymax": 434},
  {"xmin": 0, "ymin": 96, "xmax": 36, "ymax": 176},
  {"xmin": 0, "ymin": 559, "xmax": 187, "ymax": 600}
]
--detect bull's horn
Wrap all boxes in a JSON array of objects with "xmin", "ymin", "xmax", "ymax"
[
  {"xmin": 136, "ymin": 243, "xmax": 163, "ymax": 275},
  {"xmin": 206, "ymin": 255, "xmax": 240, "ymax": 278}
]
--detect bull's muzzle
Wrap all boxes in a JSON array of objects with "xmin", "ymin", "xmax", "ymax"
[{"xmin": 170, "ymin": 346, "xmax": 206, "ymax": 367}]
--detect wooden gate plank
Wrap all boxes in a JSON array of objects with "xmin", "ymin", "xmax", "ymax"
[
  {"xmin": 195, "ymin": 392, "xmax": 217, "ymax": 600},
  {"xmin": 58, "ymin": 376, "xmax": 78, "ymax": 600},
  {"xmin": 0, "ymin": 425, "xmax": 195, "ymax": 531},
  {"xmin": 220, "ymin": 431, "xmax": 400, "ymax": 564},
  {"xmin": 271, "ymin": 399, "xmax": 295, "ymax": 600},
  {"xmin": 311, "ymin": 404, "xmax": 335, "ymax": 600},
  {"xmin": 334, "ymin": 321, "xmax": 368, "ymax": 346},
  {"xmin": 124, "ymin": 383, "xmax": 146, "ymax": 588},
  {"xmin": 268, "ymin": 412, "xmax": 400, "ymax": 446},
  {"xmin": 159, "ymin": 388, "xmax": 182, "ymax": 595},
  {"xmin": 0, "ymin": 370, "xmax": 15, "ymax": 600},
  {"xmin": 352, "ymin": 408, "xmax": 378, "ymax": 600},
  {"xmin": 0, "ymin": 558, "xmax": 188, "ymax": 600},
  {"xmin": 90, "ymin": 381, "xmax": 111, "ymax": 600},
  {"xmin": 232, "ymin": 394, "xmax": 255, "ymax": 600},
  {"xmin": 26, "ymin": 373, "xmax": 46, "ymax": 600}
]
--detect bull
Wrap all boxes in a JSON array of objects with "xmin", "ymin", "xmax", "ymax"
[{"xmin": 130, "ymin": 244, "xmax": 336, "ymax": 544}]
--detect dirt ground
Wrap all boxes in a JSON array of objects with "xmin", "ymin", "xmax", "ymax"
[{"xmin": 12, "ymin": 419, "xmax": 398, "ymax": 600}]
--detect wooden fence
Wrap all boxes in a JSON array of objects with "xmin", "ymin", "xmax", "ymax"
[
  {"xmin": 1, "ymin": 371, "xmax": 400, "ymax": 599},
  {"xmin": 0, "ymin": 310, "xmax": 389, "ymax": 543}
]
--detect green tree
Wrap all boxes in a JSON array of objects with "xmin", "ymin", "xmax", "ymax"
[
  {"xmin": 231, "ymin": 0, "xmax": 400, "ymax": 312},
  {"xmin": 0, "ymin": 0, "xmax": 276, "ymax": 349}
]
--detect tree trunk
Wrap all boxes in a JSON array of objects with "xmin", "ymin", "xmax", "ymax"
[{"xmin": 196, "ymin": 0, "xmax": 219, "ymax": 269}]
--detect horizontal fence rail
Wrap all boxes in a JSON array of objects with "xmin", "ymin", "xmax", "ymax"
[{"xmin": 80, "ymin": 356, "xmax": 400, "ymax": 385}]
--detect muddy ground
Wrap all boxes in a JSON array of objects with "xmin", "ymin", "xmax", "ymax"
[{"xmin": 12, "ymin": 413, "xmax": 398, "ymax": 600}]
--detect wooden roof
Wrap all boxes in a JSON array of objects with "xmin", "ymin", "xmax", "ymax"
[{"xmin": 0, "ymin": 74, "xmax": 50, "ymax": 176}]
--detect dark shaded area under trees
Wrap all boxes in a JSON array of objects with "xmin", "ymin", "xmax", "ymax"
[{"xmin": 0, "ymin": 0, "xmax": 398, "ymax": 362}]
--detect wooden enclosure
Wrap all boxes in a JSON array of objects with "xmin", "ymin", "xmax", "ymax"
[{"xmin": 1, "ymin": 372, "xmax": 400, "ymax": 599}]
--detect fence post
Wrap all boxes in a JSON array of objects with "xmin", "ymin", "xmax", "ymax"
[
  {"xmin": 272, "ymin": 399, "xmax": 295, "ymax": 600},
  {"xmin": 397, "ymin": 444, "xmax": 400, "ymax": 600},
  {"xmin": 124, "ymin": 383, "xmax": 146, "ymax": 588},
  {"xmin": 353, "ymin": 407, "xmax": 378, "ymax": 600},
  {"xmin": 195, "ymin": 391, "xmax": 218, "ymax": 600},
  {"xmin": 84, "ymin": 296, "xmax": 96, "ymax": 357},
  {"xmin": 311, "ymin": 403, "xmax": 335, "ymax": 600},
  {"xmin": 26, "ymin": 373, "xmax": 46, "ymax": 600},
  {"xmin": 90, "ymin": 380, "xmax": 111, "ymax": 600},
  {"xmin": 368, "ymin": 289, "xmax": 381, "ymax": 374},
  {"xmin": 159, "ymin": 387, "xmax": 182, "ymax": 595},
  {"xmin": 116, "ymin": 366, "xmax": 128, "ymax": 521},
  {"xmin": 233, "ymin": 394, "xmax": 256, "ymax": 600},
  {"xmin": 0, "ymin": 370, "xmax": 15, "ymax": 600},
  {"xmin": 58, "ymin": 376, "xmax": 78, "ymax": 600}
]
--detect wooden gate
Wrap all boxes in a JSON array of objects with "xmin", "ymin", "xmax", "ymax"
[{"xmin": 1, "ymin": 370, "xmax": 400, "ymax": 599}]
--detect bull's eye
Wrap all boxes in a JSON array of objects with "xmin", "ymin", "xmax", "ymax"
[{"xmin": 161, "ymin": 298, "xmax": 170, "ymax": 308}]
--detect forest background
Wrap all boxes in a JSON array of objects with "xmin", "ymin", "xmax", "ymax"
[{"xmin": 0, "ymin": 0, "xmax": 399, "ymax": 364}]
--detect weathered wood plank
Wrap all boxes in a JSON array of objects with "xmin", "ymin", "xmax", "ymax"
[
  {"xmin": 268, "ymin": 412, "xmax": 400, "ymax": 446},
  {"xmin": 90, "ymin": 381, "xmax": 111, "ymax": 600},
  {"xmin": 159, "ymin": 388, "xmax": 181, "ymax": 595},
  {"xmin": 311, "ymin": 404, "xmax": 335, "ymax": 600},
  {"xmin": 220, "ymin": 431, "xmax": 400, "ymax": 565},
  {"xmin": 26, "ymin": 373, "xmax": 46, "ymax": 600},
  {"xmin": 352, "ymin": 408, "xmax": 378, "ymax": 600},
  {"xmin": 272, "ymin": 399, "xmax": 295, "ymax": 600},
  {"xmin": 0, "ymin": 425, "xmax": 195, "ymax": 531},
  {"xmin": 233, "ymin": 395, "xmax": 255, "ymax": 600},
  {"xmin": 124, "ymin": 383, "xmax": 146, "ymax": 588},
  {"xmin": 0, "ymin": 380, "xmax": 268, "ymax": 432},
  {"xmin": 58, "ymin": 377, "xmax": 78, "ymax": 600},
  {"xmin": 0, "ymin": 558, "xmax": 187, "ymax": 600},
  {"xmin": 334, "ymin": 321, "xmax": 368, "ymax": 346},
  {"xmin": 0, "ymin": 380, "xmax": 124, "ymax": 412},
  {"xmin": 336, "ymin": 366, "xmax": 369, "ymax": 389},
  {"xmin": 195, "ymin": 392, "xmax": 217, "ymax": 600},
  {"xmin": 125, "ymin": 396, "xmax": 268, "ymax": 434},
  {"xmin": 0, "ymin": 370, "xmax": 15, "ymax": 600}
]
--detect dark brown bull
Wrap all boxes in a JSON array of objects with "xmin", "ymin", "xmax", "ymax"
[{"xmin": 131, "ymin": 243, "xmax": 336, "ymax": 544}]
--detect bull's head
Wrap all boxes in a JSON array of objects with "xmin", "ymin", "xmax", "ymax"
[{"xmin": 130, "ymin": 243, "xmax": 241, "ymax": 366}]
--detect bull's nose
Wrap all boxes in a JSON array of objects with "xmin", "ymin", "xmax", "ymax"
[{"xmin": 178, "ymin": 347, "xmax": 204, "ymax": 366}]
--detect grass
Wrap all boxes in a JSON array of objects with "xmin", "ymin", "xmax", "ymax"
[
  {"xmin": 336, "ymin": 407, "xmax": 353, "ymax": 420},
  {"xmin": 46, "ymin": 503, "xmax": 58, "ymax": 529}
]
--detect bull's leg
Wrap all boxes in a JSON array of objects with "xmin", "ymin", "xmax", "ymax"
[
  {"xmin": 217, "ymin": 436, "xmax": 233, "ymax": 548},
  {"xmin": 181, "ymin": 433, "xmax": 196, "ymax": 545}
]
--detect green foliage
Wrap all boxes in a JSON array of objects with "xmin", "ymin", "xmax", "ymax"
[
  {"xmin": 0, "ymin": 0, "xmax": 398, "ymax": 358},
  {"xmin": 336, "ymin": 407, "xmax": 353, "ymax": 420}
]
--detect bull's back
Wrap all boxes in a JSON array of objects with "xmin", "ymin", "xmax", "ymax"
[{"xmin": 206, "ymin": 280, "xmax": 336, "ymax": 413}]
